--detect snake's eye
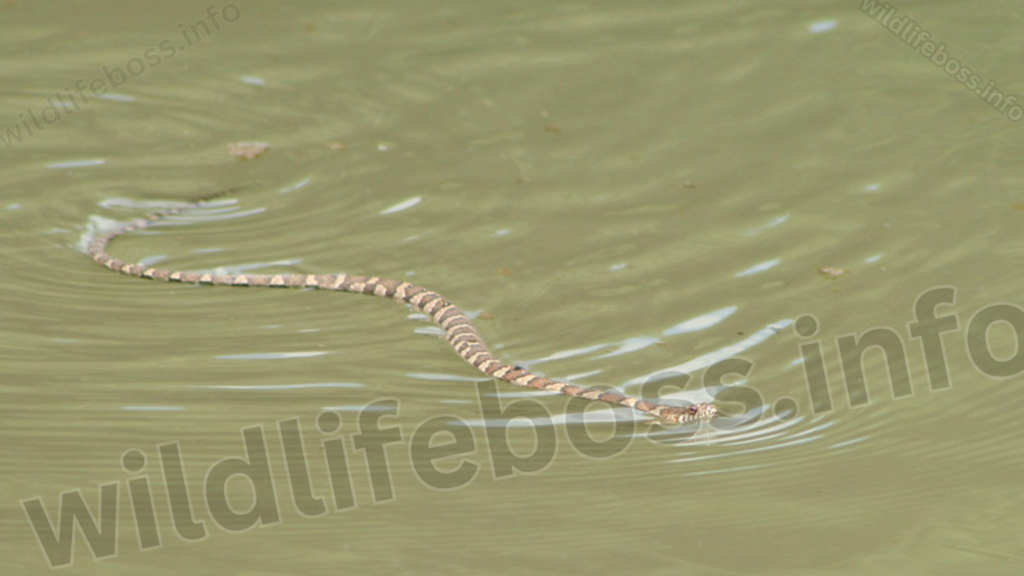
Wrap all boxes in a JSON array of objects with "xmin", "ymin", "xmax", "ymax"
[{"xmin": 688, "ymin": 405, "xmax": 698, "ymax": 413}]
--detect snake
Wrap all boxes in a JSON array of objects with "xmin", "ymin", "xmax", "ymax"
[{"xmin": 87, "ymin": 192, "xmax": 718, "ymax": 425}]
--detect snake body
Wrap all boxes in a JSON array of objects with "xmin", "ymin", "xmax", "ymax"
[{"xmin": 87, "ymin": 194, "xmax": 718, "ymax": 425}]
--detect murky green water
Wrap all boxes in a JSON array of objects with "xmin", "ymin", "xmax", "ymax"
[{"xmin": 3, "ymin": 1, "xmax": 1024, "ymax": 574}]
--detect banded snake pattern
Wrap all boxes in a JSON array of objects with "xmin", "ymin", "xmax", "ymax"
[{"xmin": 87, "ymin": 193, "xmax": 719, "ymax": 425}]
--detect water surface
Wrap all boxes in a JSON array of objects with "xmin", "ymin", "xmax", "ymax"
[{"xmin": 3, "ymin": 1, "xmax": 1023, "ymax": 574}]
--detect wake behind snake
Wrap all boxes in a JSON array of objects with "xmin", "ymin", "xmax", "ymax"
[{"xmin": 87, "ymin": 192, "xmax": 718, "ymax": 425}]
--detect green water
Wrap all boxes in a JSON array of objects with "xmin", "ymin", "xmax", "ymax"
[{"xmin": 3, "ymin": 1, "xmax": 1024, "ymax": 574}]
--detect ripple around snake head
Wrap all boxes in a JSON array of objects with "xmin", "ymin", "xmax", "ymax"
[{"xmin": 694, "ymin": 402, "xmax": 719, "ymax": 422}]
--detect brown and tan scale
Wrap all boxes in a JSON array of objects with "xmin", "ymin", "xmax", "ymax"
[{"xmin": 86, "ymin": 194, "xmax": 718, "ymax": 425}]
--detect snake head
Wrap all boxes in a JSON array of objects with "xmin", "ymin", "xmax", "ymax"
[{"xmin": 686, "ymin": 402, "xmax": 718, "ymax": 423}]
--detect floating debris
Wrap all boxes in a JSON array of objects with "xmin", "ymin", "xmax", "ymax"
[
  {"xmin": 227, "ymin": 141, "xmax": 269, "ymax": 160},
  {"xmin": 817, "ymin": 266, "xmax": 849, "ymax": 280}
]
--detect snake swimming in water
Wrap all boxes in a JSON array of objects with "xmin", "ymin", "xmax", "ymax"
[{"xmin": 87, "ymin": 192, "xmax": 718, "ymax": 425}]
